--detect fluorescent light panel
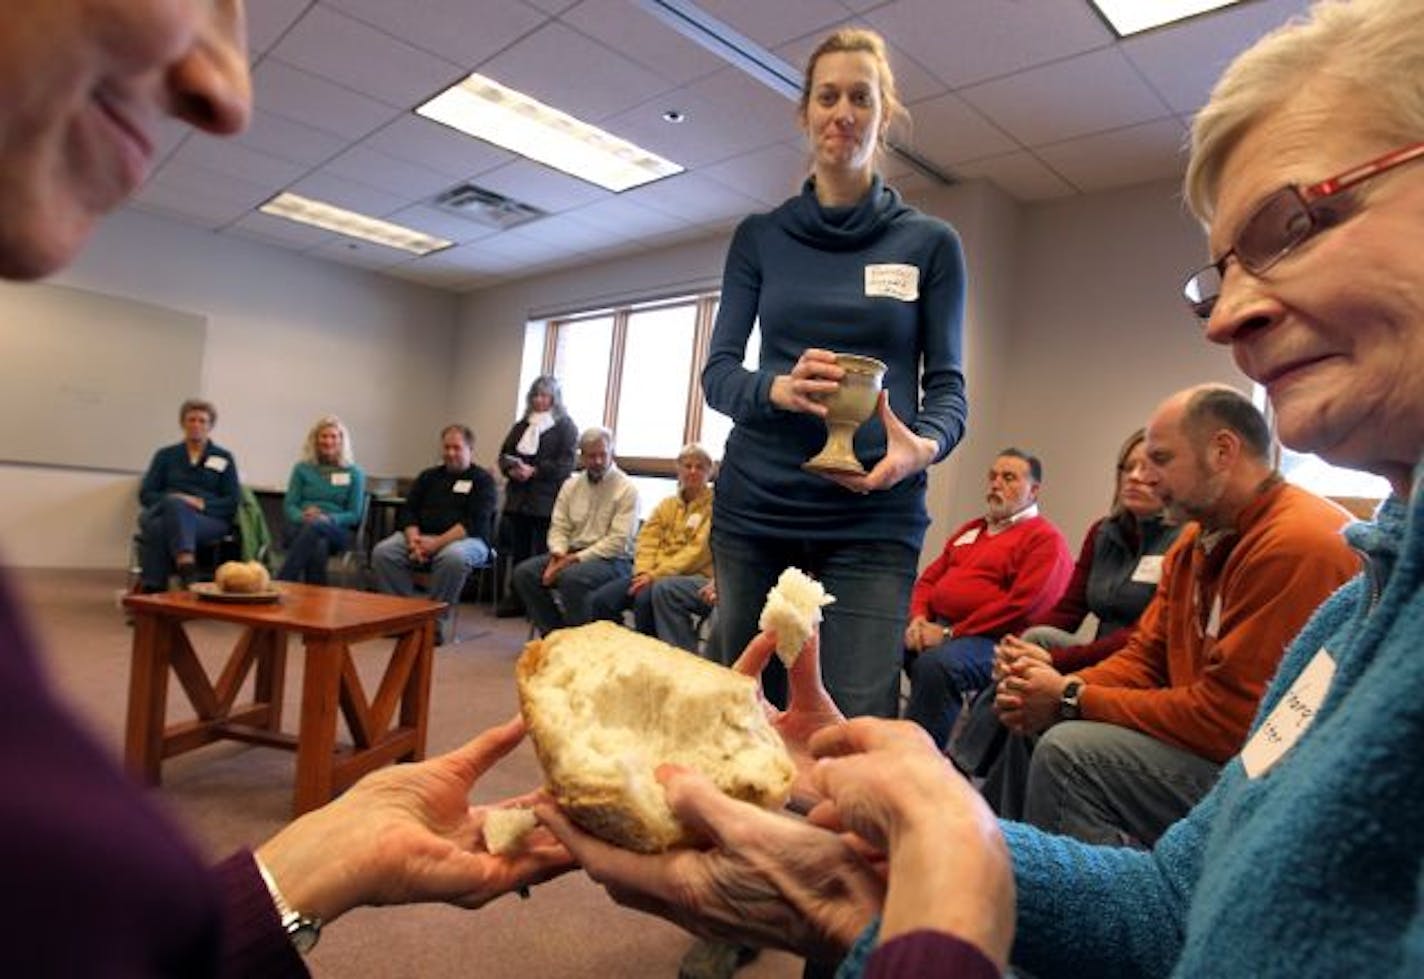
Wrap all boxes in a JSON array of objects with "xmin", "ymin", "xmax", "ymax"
[
  {"xmin": 416, "ymin": 73, "xmax": 683, "ymax": 192},
  {"xmin": 1090, "ymin": 0, "xmax": 1246, "ymax": 36},
  {"xmin": 259, "ymin": 193, "xmax": 452, "ymax": 255}
]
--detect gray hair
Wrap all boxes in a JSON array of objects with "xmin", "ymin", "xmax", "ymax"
[
  {"xmin": 578, "ymin": 426, "xmax": 613, "ymax": 452},
  {"xmin": 1186, "ymin": 0, "xmax": 1424, "ymax": 222},
  {"xmin": 677, "ymin": 442, "xmax": 713, "ymax": 468}
]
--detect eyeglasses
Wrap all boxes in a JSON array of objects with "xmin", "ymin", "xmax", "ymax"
[{"xmin": 1182, "ymin": 140, "xmax": 1424, "ymax": 321}]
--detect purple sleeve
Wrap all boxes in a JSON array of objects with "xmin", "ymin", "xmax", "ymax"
[
  {"xmin": 211, "ymin": 851, "xmax": 309, "ymax": 979},
  {"xmin": 864, "ymin": 930, "xmax": 1000, "ymax": 979}
]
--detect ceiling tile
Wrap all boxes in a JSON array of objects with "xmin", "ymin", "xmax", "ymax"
[
  {"xmin": 134, "ymin": 161, "xmax": 278, "ymax": 227},
  {"xmin": 475, "ymin": 159, "xmax": 611, "ymax": 212},
  {"xmin": 287, "ymin": 171, "xmax": 413, "ymax": 216},
  {"xmin": 325, "ymin": 0, "xmax": 550, "ymax": 69},
  {"xmin": 562, "ymin": 0, "xmax": 728, "ymax": 87},
  {"xmin": 564, "ymin": 196, "xmax": 694, "ymax": 244},
  {"xmin": 864, "ymin": 0, "xmax": 1113, "ymax": 88},
  {"xmin": 622, "ymin": 172, "xmax": 763, "ymax": 224},
  {"xmin": 228, "ymin": 211, "xmax": 339, "ymax": 249},
  {"xmin": 233, "ymin": 109, "xmax": 349, "ymax": 167},
  {"xmin": 952, "ymin": 151, "xmax": 1077, "ymax": 202},
  {"xmin": 958, "ymin": 48, "xmax": 1172, "ymax": 146},
  {"xmin": 700, "ymin": 142, "xmax": 808, "ymax": 206},
  {"xmin": 479, "ymin": 22, "xmax": 675, "ymax": 123},
  {"xmin": 901, "ymin": 90, "xmax": 1018, "ymax": 165},
  {"xmin": 307, "ymin": 237, "xmax": 419, "ymax": 269},
  {"xmin": 697, "ymin": 0, "xmax": 851, "ymax": 48},
  {"xmin": 775, "ymin": 26, "xmax": 948, "ymax": 104},
  {"xmin": 245, "ymin": 0, "xmax": 308, "ymax": 57},
  {"xmin": 1034, "ymin": 117, "xmax": 1189, "ymax": 194},
  {"xmin": 254, "ymin": 60, "xmax": 402, "ymax": 140},
  {"xmin": 597, "ymin": 87, "xmax": 760, "ymax": 170},
  {"xmin": 269, "ymin": 6, "xmax": 465, "ymax": 108},
  {"xmin": 383, "ymin": 205, "xmax": 502, "ymax": 245},
  {"xmin": 683, "ymin": 68, "xmax": 802, "ymax": 162},
  {"xmin": 358, "ymin": 115, "xmax": 514, "ymax": 181},
  {"xmin": 170, "ymin": 135, "xmax": 310, "ymax": 190},
  {"xmin": 1121, "ymin": 0, "xmax": 1313, "ymax": 114},
  {"xmin": 322, "ymin": 145, "xmax": 456, "ymax": 199},
  {"xmin": 499, "ymin": 212, "xmax": 625, "ymax": 252}
]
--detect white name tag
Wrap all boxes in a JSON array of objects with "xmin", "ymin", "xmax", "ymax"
[
  {"xmin": 864, "ymin": 263, "xmax": 920, "ymax": 301},
  {"xmin": 452, "ymin": 479, "xmax": 473, "ymax": 494},
  {"xmin": 1205, "ymin": 593, "xmax": 1222, "ymax": 639},
  {"xmin": 1131, "ymin": 555, "xmax": 1164, "ymax": 584},
  {"xmin": 330, "ymin": 471, "xmax": 351, "ymax": 487},
  {"xmin": 686, "ymin": 512, "xmax": 703, "ymax": 529},
  {"xmin": 1241, "ymin": 649, "xmax": 1336, "ymax": 779},
  {"xmin": 953, "ymin": 527, "xmax": 981, "ymax": 547},
  {"xmin": 204, "ymin": 456, "xmax": 228, "ymax": 472}
]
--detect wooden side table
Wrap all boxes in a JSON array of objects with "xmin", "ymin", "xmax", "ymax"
[{"xmin": 123, "ymin": 584, "xmax": 445, "ymax": 815}]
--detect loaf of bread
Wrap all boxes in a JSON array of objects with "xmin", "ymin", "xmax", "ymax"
[
  {"xmin": 214, "ymin": 560, "xmax": 270, "ymax": 593},
  {"xmin": 758, "ymin": 567, "xmax": 834, "ymax": 666},
  {"xmin": 516, "ymin": 621, "xmax": 794, "ymax": 853}
]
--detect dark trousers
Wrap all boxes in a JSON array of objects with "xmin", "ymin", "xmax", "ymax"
[{"xmin": 276, "ymin": 520, "xmax": 350, "ymax": 585}]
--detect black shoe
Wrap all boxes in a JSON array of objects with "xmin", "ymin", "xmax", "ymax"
[
  {"xmin": 495, "ymin": 598, "xmax": 525, "ymax": 618},
  {"xmin": 176, "ymin": 564, "xmax": 198, "ymax": 590}
]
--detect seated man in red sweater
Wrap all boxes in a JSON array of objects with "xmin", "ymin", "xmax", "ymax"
[
  {"xmin": 994, "ymin": 385, "xmax": 1359, "ymax": 846},
  {"xmin": 902, "ymin": 448, "xmax": 1074, "ymax": 747}
]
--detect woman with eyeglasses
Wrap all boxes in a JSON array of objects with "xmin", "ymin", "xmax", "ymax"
[{"xmin": 542, "ymin": 1, "xmax": 1424, "ymax": 976}]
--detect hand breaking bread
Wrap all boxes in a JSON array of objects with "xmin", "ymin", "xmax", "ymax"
[
  {"xmin": 214, "ymin": 560, "xmax": 270, "ymax": 593},
  {"xmin": 516, "ymin": 622, "xmax": 794, "ymax": 853},
  {"xmin": 758, "ymin": 567, "xmax": 834, "ymax": 666},
  {"xmin": 482, "ymin": 807, "xmax": 539, "ymax": 856}
]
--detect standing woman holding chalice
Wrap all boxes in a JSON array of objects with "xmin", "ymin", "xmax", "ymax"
[{"xmin": 702, "ymin": 27, "xmax": 967, "ymax": 721}]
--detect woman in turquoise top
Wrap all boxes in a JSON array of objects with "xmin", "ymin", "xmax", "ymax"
[{"xmin": 276, "ymin": 415, "xmax": 366, "ymax": 585}]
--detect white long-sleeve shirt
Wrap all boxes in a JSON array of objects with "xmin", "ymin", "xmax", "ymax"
[{"xmin": 547, "ymin": 465, "xmax": 638, "ymax": 562}]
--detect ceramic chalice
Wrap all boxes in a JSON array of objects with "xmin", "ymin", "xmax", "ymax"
[{"xmin": 802, "ymin": 353, "xmax": 887, "ymax": 476}]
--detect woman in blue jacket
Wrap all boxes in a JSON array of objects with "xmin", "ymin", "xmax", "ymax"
[{"xmin": 276, "ymin": 415, "xmax": 366, "ymax": 584}]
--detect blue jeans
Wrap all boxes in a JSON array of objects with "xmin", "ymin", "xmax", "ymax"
[
  {"xmin": 649, "ymin": 575, "xmax": 712, "ymax": 654},
  {"xmin": 1023, "ymin": 720, "xmax": 1222, "ymax": 846},
  {"xmin": 138, "ymin": 496, "xmax": 231, "ymax": 590},
  {"xmin": 512, "ymin": 553, "xmax": 632, "ymax": 636},
  {"xmin": 588, "ymin": 575, "xmax": 653, "ymax": 633},
  {"xmin": 711, "ymin": 531, "xmax": 917, "ymax": 719},
  {"xmin": 370, "ymin": 532, "xmax": 489, "ymax": 643},
  {"xmin": 904, "ymin": 634, "xmax": 997, "ymax": 748},
  {"xmin": 276, "ymin": 520, "xmax": 350, "ymax": 585}
]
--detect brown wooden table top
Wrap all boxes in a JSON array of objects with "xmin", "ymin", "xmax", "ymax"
[{"xmin": 123, "ymin": 583, "xmax": 444, "ymax": 637}]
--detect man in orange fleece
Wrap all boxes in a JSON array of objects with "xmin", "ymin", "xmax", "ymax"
[{"xmin": 995, "ymin": 385, "xmax": 1358, "ymax": 846}]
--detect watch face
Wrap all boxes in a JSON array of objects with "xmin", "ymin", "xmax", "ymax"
[{"xmin": 289, "ymin": 920, "xmax": 320, "ymax": 954}]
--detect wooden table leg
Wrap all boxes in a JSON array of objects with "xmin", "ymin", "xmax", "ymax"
[
  {"xmin": 251, "ymin": 627, "xmax": 288, "ymax": 733},
  {"xmin": 125, "ymin": 613, "xmax": 172, "ymax": 784},
  {"xmin": 293, "ymin": 634, "xmax": 343, "ymax": 816}
]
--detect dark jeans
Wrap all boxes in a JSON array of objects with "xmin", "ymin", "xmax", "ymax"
[
  {"xmin": 497, "ymin": 512, "xmax": 550, "ymax": 604},
  {"xmin": 588, "ymin": 576, "xmax": 653, "ymax": 634},
  {"xmin": 138, "ymin": 496, "xmax": 231, "ymax": 590},
  {"xmin": 276, "ymin": 520, "xmax": 350, "ymax": 585},
  {"xmin": 904, "ymin": 635, "xmax": 997, "ymax": 748},
  {"xmin": 710, "ymin": 531, "xmax": 917, "ymax": 719}
]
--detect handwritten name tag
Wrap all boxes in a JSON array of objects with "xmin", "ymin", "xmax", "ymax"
[
  {"xmin": 452, "ymin": 479, "xmax": 473, "ymax": 494},
  {"xmin": 864, "ymin": 263, "xmax": 920, "ymax": 301},
  {"xmin": 953, "ymin": 527, "xmax": 981, "ymax": 547},
  {"xmin": 204, "ymin": 456, "xmax": 228, "ymax": 472},
  {"xmin": 330, "ymin": 471, "xmax": 351, "ymax": 487},
  {"xmin": 1131, "ymin": 555, "xmax": 1164, "ymax": 584},
  {"xmin": 1241, "ymin": 649, "xmax": 1336, "ymax": 779},
  {"xmin": 1205, "ymin": 594, "xmax": 1222, "ymax": 638},
  {"xmin": 686, "ymin": 512, "xmax": 703, "ymax": 529}
]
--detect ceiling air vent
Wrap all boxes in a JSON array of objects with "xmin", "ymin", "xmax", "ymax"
[{"xmin": 431, "ymin": 182, "xmax": 547, "ymax": 230}]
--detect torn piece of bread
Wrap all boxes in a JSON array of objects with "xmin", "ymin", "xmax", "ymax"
[
  {"xmin": 517, "ymin": 622, "xmax": 794, "ymax": 853},
  {"xmin": 214, "ymin": 560, "xmax": 270, "ymax": 594},
  {"xmin": 483, "ymin": 807, "xmax": 539, "ymax": 856},
  {"xmin": 758, "ymin": 567, "xmax": 835, "ymax": 666}
]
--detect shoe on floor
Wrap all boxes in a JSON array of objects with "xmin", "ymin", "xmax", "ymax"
[{"xmin": 677, "ymin": 939, "xmax": 756, "ymax": 979}]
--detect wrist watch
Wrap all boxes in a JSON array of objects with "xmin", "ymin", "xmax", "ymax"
[
  {"xmin": 1059, "ymin": 679, "xmax": 1085, "ymax": 721},
  {"xmin": 255, "ymin": 857, "xmax": 322, "ymax": 954}
]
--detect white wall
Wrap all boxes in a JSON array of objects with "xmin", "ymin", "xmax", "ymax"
[
  {"xmin": 995, "ymin": 178, "xmax": 1245, "ymax": 546},
  {"xmin": 0, "ymin": 208, "xmax": 459, "ymax": 568}
]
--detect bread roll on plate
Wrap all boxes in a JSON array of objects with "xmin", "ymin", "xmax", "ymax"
[
  {"xmin": 214, "ymin": 560, "xmax": 270, "ymax": 594},
  {"xmin": 517, "ymin": 622, "xmax": 793, "ymax": 853}
]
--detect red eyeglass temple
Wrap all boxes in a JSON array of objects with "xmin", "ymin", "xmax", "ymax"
[{"xmin": 1304, "ymin": 141, "xmax": 1424, "ymax": 201}]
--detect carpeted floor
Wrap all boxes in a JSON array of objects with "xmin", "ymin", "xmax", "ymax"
[{"xmin": 15, "ymin": 569, "xmax": 805, "ymax": 979}]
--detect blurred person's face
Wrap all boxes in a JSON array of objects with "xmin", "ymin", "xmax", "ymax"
[
  {"xmin": 676, "ymin": 455, "xmax": 711, "ymax": 496},
  {"xmin": 800, "ymin": 50, "xmax": 884, "ymax": 176},
  {"xmin": 316, "ymin": 426, "xmax": 343, "ymax": 465},
  {"xmin": 580, "ymin": 439, "xmax": 610, "ymax": 482},
  {"xmin": 529, "ymin": 388, "xmax": 554, "ymax": 413},
  {"xmin": 1204, "ymin": 92, "xmax": 1424, "ymax": 490},
  {"xmin": 1116, "ymin": 441, "xmax": 1161, "ymax": 519},
  {"xmin": 181, "ymin": 408, "xmax": 212, "ymax": 443},
  {"xmin": 442, "ymin": 431, "xmax": 472, "ymax": 472},
  {"xmin": 1143, "ymin": 402, "xmax": 1224, "ymax": 525},
  {"xmin": 985, "ymin": 456, "xmax": 1036, "ymax": 523},
  {"xmin": 0, "ymin": 0, "xmax": 251, "ymax": 280}
]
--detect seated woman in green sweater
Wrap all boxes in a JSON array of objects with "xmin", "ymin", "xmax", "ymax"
[{"xmin": 276, "ymin": 415, "xmax": 366, "ymax": 585}]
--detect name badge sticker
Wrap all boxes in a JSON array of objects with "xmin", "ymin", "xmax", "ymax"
[
  {"xmin": 864, "ymin": 263, "xmax": 920, "ymax": 301},
  {"xmin": 330, "ymin": 471, "xmax": 351, "ymax": 487},
  {"xmin": 1205, "ymin": 594, "xmax": 1222, "ymax": 638},
  {"xmin": 953, "ymin": 527, "xmax": 981, "ymax": 547},
  {"xmin": 452, "ymin": 479, "xmax": 473, "ymax": 494},
  {"xmin": 1241, "ymin": 649, "xmax": 1336, "ymax": 779},
  {"xmin": 686, "ymin": 512, "xmax": 703, "ymax": 530},
  {"xmin": 204, "ymin": 456, "xmax": 229, "ymax": 472},
  {"xmin": 1131, "ymin": 555, "xmax": 1164, "ymax": 584}
]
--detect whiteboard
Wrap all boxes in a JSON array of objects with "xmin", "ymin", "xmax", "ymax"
[{"xmin": 0, "ymin": 282, "xmax": 206, "ymax": 473}]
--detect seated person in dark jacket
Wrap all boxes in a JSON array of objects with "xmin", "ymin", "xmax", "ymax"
[
  {"xmin": 371, "ymin": 424, "xmax": 496, "ymax": 645},
  {"xmin": 137, "ymin": 398, "xmax": 240, "ymax": 591}
]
